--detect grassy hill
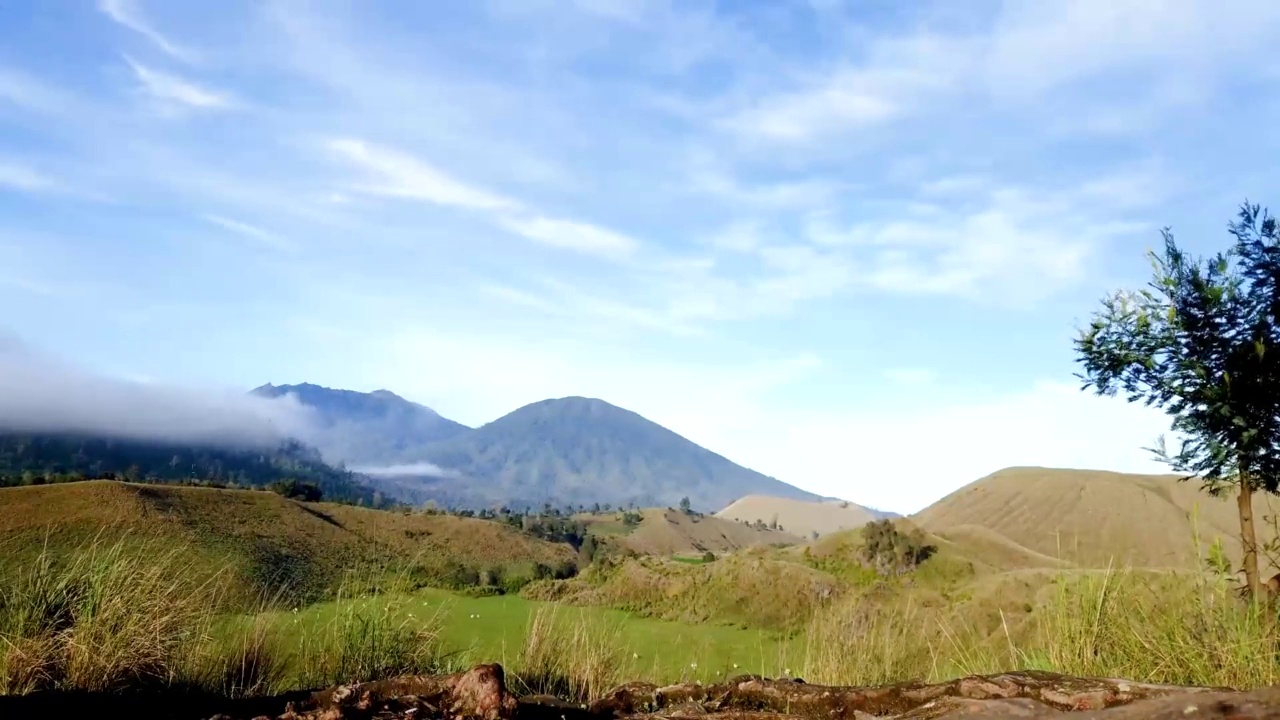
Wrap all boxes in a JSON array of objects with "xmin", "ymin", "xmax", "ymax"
[
  {"xmin": 588, "ymin": 508, "xmax": 802, "ymax": 556},
  {"xmin": 715, "ymin": 494, "xmax": 876, "ymax": 539},
  {"xmin": 911, "ymin": 466, "xmax": 1280, "ymax": 569},
  {"xmin": 0, "ymin": 480, "xmax": 575, "ymax": 606}
]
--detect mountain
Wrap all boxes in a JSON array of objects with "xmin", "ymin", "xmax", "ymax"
[
  {"xmin": 251, "ymin": 383, "xmax": 471, "ymax": 467},
  {"xmin": 911, "ymin": 466, "xmax": 1280, "ymax": 569},
  {"xmin": 0, "ymin": 432, "xmax": 378, "ymax": 504},
  {"xmin": 415, "ymin": 396, "xmax": 823, "ymax": 511},
  {"xmin": 715, "ymin": 494, "xmax": 876, "ymax": 538}
]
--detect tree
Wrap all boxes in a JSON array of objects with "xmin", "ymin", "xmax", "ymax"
[
  {"xmin": 860, "ymin": 519, "xmax": 935, "ymax": 576},
  {"xmin": 1075, "ymin": 202, "xmax": 1280, "ymax": 601},
  {"xmin": 580, "ymin": 534, "xmax": 599, "ymax": 564},
  {"xmin": 679, "ymin": 496, "xmax": 692, "ymax": 514}
]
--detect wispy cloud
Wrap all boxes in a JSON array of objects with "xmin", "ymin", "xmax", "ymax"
[
  {"xmin": 0, "ymin": 162, "xmax": 56, "ymax": 193},
  {"xmin": 498, "ymin": 215, "xmax": 638, "ymax": 259},
  {"xmin": 124, "ymin": 56, "xmax": 232, "ymax": 110},
  {"xmin": 202, "ymin": 214, "xmax": 298, "ymax": 253},
  {"xmin": 328, "ymin": 138, "xmax": 642, "ymax": 261},
  {"xmin": 327, "ymin": 138, "xmax": 516, "ymax": 211},
  {"xmin": 99, "ymin": 0, "xmax": 197, "ymax": 63}
]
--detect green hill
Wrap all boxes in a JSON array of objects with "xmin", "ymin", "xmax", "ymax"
[{"xmin": 0, "ymin": 480, "xmax": 577, "ymax": 607}]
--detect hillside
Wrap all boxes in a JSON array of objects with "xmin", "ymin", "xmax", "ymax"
[
  {"xmin": 716, "ymin": 495, "xmax": 876, "ymax": 538},
  {"xmin": 0, "ymin": 432, "xmax": 377, "ymax": 504},
  {"xmin": 250, "ymin": 383, "xmax": 471, "ymax": 467},
  {"xmin": 589, "ymin": 507, "xmax": 803, "ymax": 556},
  {"xmin": 0, "ymin": 480, "xmax": 576, "ymax": 606},
  {"xmin": 911, "ymin": 466, "xmax": 1280, "ymax": 569},
  {"xmin": 414, "ymin": 396, "xmax": 823, "ymax": 510}
]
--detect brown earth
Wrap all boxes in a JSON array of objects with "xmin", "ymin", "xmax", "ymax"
[
  {"xmin": 5, "ymin": 664, "xmax": 1280, "ymax": 719},
  {"xmin": 716, "ymin": 495, "xmax": 875, "ymax": 540}
]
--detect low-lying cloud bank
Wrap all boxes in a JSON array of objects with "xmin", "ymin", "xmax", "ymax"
[
  {"xmin": 348, "ymin": 462, "xmax": 458, "ymax": 478},
  {"xmin": 0, "ymin": 333, "xmax": 316, "ymax": 448}
]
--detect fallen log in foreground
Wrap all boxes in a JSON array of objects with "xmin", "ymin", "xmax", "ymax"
[{"xmin": 3, "ymin": 664, "xmax": 1279, "ymax": 719}]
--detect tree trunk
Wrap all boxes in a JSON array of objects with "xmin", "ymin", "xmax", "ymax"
[{"xmin": 1239, "ymin": 473, "xmax": 1261, "ymax": 602}]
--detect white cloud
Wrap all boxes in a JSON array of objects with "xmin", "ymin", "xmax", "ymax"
[
  {"xmin": 327, "ymin": 139, "xmax": 517, "ymax": 211},
  {"xmin": 99, "ymin": 0, "xmax": 197, "ymax": 63},
  {"xmin": 498, "ymin": 214, "xmax": 639, "ymax": 260},
  {"xmin": 328, "ymin": 138, "xmax": 643, "ymax": 261},
  {"xmin": 125, "ymin": 56, "xmax": 232, "ymax": 110},
  {"xmin": 0, "ymin": 67, "xmax": 71, "ymax": 114},
  {"xmin": 202, "ymin": 214, "xmax": 298, "ymax": 253},
  {"xmin": 0, "ymin": 337, "xmax": 316, "ymax": 447},
  {"xmin": 0, "ymin": 162, "xmax": 56, "ymax": 193}
]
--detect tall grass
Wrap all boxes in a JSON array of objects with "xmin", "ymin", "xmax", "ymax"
[
  {"xmin": 1030, "ymin": 565, "xmax": 1280, "ymax": 687},
  {"xmin": 801, "ymin": 564, "xmax": 1280, "ymax": 689},
  {"xmin": 286, "ymin": 592, "xmax": 447, "ymax": 689},
  {"xmin": 0, "ymin": 536, "xmax": 448, "ymax": 697},
  {"xmin": 512, "ymin": 605, "xmax": 624, "ymax": 702},
  {"xmin": 0, "ymin": 534, "xmax": 225, "ymax": 694}
]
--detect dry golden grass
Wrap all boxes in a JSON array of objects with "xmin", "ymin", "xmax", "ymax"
[
  {"xmin": 716, "ymin": 494, "xmax": 875, "ymax": 539},
  {"xmin": 0, "ymin": 533, "xmax": 451, "ymax": 697},
  {"xmin": 512, "ymin": 605, "xmax": 625, "ymax": 703},
  {"xmin": 0, "ymin": 481, "xmax": 575, "ymax": 606},
  {"xmin": 613, "ymin": 508, "xmax": 801, "ymax": 556},
  {"xmin": 911, "ymin": 466, "xmax": 1280, "ymax": 569}
]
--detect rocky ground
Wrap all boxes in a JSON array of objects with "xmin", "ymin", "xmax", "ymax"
[{"xmin": 3, "ymin": 664, "xmax": 1280, "ymax": 719}]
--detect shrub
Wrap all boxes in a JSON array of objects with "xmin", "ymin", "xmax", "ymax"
[{"xmin": 860, "ymin": 520, "xmax": 936, "ymax": 576}]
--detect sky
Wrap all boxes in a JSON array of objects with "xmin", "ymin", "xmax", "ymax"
[{"xmin": 3, "ymin": 0, "xmax": 1280, "ymax": 514}]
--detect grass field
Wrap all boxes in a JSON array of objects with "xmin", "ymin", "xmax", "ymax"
[
  {"xmin": 0, "ymin": 481, "xmax": 575, "ymax": 607},
  {"xmin": 8, "ymin": 473, "xmax": 1280, "ymax": 702}
]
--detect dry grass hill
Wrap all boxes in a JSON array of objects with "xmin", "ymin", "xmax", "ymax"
[
  {"xmin": 584, "ymin": 508, "xmax": 802, "ymax": 556},
  {"xmin": 0, "ymin": 480, "xmax": 574, "ymax": 605},
  {"xmin": 716, "ymin": 494, "xmax": 876, "ymax": 539},
  {"xmin": 912, "ymin": 466, "xmax": 1280, "ymax": 570}
]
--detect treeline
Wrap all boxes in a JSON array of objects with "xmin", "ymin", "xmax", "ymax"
[{"xmin": 0, "ymin": 433, "xmax": 382, "ymax": 506}]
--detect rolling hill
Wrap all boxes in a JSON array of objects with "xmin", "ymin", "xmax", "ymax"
[
  {"xmin": 583, "ymin": 507, "xmax": 803, "ymax": 556},
  {"xmin": 716, "ymin": 494, "xmax": 877, "ymax": 538},
  {"xmin": 911, "ymin": 466, "xmax": 1280, "ymax": 569},
  {"xmin": 0, "ymin": 480, "xmax": 576, "ymax": 606}
]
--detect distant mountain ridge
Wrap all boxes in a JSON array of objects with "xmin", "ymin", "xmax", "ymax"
[
  {"xmin": 251, "ymin": 383, "xmax": 470, "ymax": 467},
  {"xmin": 254, "ymin": 384, "xmax": 823, "ymax": 511}
]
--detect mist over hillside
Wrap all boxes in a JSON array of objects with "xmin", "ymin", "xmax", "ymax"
[
  {"xmin": 0, "ymin": 336, "xmax": 316, "ymax": 448},
  {"xmin": 254, "ymin": 385, "xmax": 826, "ymax": 511}
]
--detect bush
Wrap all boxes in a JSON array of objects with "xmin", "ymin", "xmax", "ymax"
[{"xmin": 860, "ymin": 520, "xmax": 936, "ymax": 576}]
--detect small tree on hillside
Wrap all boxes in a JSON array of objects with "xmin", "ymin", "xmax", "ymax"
[
  {"xmin": 679, "ymin": 496, "xmax": 692, "ymax": 514},
  {"xmin": 860, "ymin": 519, "xmax": 935, "ymax": 576},
  {"xmin": 1075, "ymin": 202, "xmax": 1280, "ymax": 601}
]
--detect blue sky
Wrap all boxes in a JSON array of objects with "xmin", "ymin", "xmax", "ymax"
[{"xmin": 3, "ymin": 0, "xmax": 1280, "ymax": 513}]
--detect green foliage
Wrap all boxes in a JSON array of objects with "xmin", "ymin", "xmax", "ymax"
[
  {"xmin": 701, "ymin": 551, "xmax": 716, "ymax": 563},
  {"xmin": 859, "ymin": 520, "xmax": 936, "ymax": 577},
  {"xmin": 1074, "ymin": 201, "xmax": 1280, "ymax": 596},
  {"xmin": 0, "ymin": 434, "xmax": 377, "ymax": 506},
  {"xmin": 269, "ymin": 479, "xmax": 323, "ymax": 502},
  {"xmin": 1075, "ymin": 202, "xmax": 1280, "ymax": 494}
]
